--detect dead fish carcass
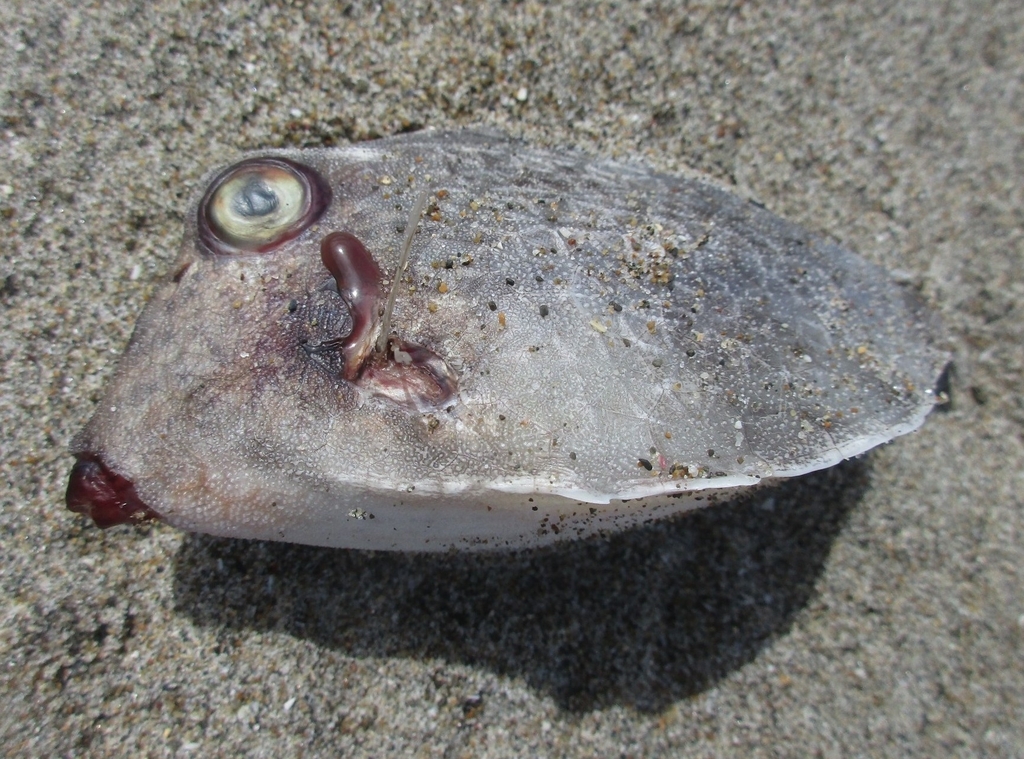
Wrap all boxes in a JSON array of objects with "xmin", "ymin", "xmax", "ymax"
[{"xmin": 66, "ymin": 130, "xmax": 948, "ymax": 550}]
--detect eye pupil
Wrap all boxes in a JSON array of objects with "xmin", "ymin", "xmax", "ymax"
[{"xmin": 233, "ymin": 178, "xmax": 280, "ymax": 218}]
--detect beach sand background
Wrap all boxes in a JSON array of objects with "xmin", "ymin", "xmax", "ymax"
[{"xmin": 2, "ymin": 1, "xmax": 1021, "ymax": 755}]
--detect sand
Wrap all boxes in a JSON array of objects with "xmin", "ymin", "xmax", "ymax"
[{"xmin": 1, "ymin": 1, "xmax": 1021, "ymax": 756}]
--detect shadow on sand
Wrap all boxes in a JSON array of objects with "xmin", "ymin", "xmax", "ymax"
[{"xmin": 172, "ymin": 459, "xmax": 867, "ymax": 712}]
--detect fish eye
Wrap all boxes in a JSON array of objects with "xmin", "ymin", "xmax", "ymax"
[{"xmin": 198, "ymin": 157, "xmax": 331, "ymax": 254}]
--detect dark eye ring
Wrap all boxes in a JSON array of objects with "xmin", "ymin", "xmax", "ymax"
[{"xmin": 197, "ymin": 157, "xmax": 331, "ymax": 255}]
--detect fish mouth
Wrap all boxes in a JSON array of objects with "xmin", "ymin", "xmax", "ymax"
[{"xmin": 65, "ymin": 454, "xmax": 161, "ymax": 528}]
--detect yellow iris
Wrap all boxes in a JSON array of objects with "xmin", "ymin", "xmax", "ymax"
[{"xmin": 206, "ymin": 163, "xmax": 310, "ymax": 250}]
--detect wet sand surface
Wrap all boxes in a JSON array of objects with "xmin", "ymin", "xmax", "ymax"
[{"xmin": 2, "ymin": 2, "xmax": 1022, "ymax": 756}]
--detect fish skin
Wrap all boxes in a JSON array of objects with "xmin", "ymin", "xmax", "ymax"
[{"xmin": 68, "ymin": 130, "xmax": 948, "ymax": 550}]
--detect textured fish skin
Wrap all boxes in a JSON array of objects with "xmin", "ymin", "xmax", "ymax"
[{"xmin": 68, "ymin": 130, "xmax": 947, "ymax": 550}]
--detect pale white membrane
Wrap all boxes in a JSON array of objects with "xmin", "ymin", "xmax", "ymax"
[{"xmin": 166, "ymin": 408, "xmax": 931, "ymax": 552}]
